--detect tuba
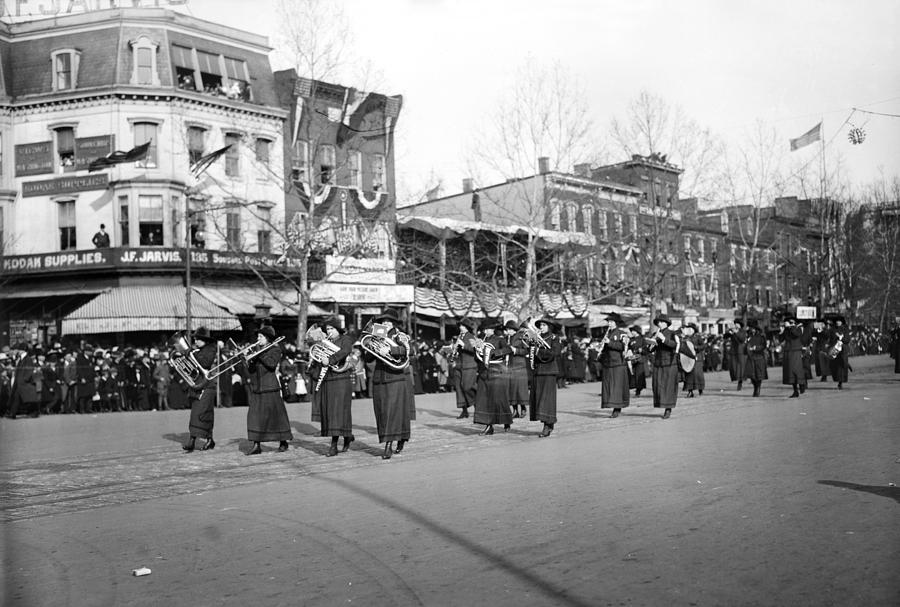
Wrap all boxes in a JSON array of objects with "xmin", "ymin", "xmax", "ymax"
[
  {"xmin": 168, "ymin": 330, "xmax": 283, "ymax": 390},
  {"xmin": 360, "ymin": 322, "xmax": 410, "ymax": 370},
  {"xmin": 305, "ymin": 326, "xmax": 353, "ymax": 392}
]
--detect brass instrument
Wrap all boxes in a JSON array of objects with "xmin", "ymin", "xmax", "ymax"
[
  {"xmin": 474, "ymin": 338, "xmax": 498, "ymax": 364},
  {"xmin": 520, "ymin": 317, "xmax": 550, "ymax": 350},
  {"xmin": 305, "ymin": 326, "xmax": 354, "ymax": 392},
  {"xmin": 168, "ymin": 331, "xmax": 283, "ymax": 390},
  {"xmin": 827, "ymin": 332, "xmax": 844, "ymax": 359},
  {"xmin": 360, "ymin": 322, "xmax": 410, "ymax": 370}
]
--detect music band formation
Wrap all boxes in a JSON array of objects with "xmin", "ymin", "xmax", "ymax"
[{"xmin": 168, "ymin": 307, "xmax": 861, "ymax": 461}]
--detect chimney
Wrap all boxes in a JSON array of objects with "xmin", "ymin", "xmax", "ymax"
[
  {"xmin": 462, "ymin": 178, "xmax": 474, "ymax": 193},
  {"xmin": 574, "ymin": 163, "xmax": 592, "ymax": 178},
  {"xmin": 538, "ymin": 157, "xmax": 550, "ymax": 174}
]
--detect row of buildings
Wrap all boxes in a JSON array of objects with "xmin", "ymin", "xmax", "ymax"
[{"xmin": 0, "ymin": 6, "xmax": 834, "ymax": 349}]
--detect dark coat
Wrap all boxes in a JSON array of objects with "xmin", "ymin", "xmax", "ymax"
[
  {"xmin": 75, "ymin": 353, "xmax": 96, "ymax": 399},
  {"xmin": 453, "ymin": 334, "xmax": 478, "ymax": 408},
  {"xmin": 529, "ymin": 333, "xmax": 561, "ymax": 424},
  {"xmin": 244, "ymin": 345, "xmax": 293, "ymax": 442},
  {"xmin": 779, "ymin": 325, "xmax": 806, "ymax": 385},
  {"xmin": 506, "ymin": 331, "xmax": 531, "ymax": 407},
  {"xmin": 364, "ymin": 328, "xmax": 412, "ymax": 443},
  {"xmin": 13, "ymin": 356, "xmax": 40, "ymax": 404},
  {"xmin": 651, "ymin": 328, "xmax": 678, "ymax": 408},
  {"xmin": 600, "ymin": 328, "xmax": 630, "ymax": 408},
  {"xmin": 311, "ymin": 334, "xmax": 354, "ymax": 437},
  {"xmin": 474, "ymin": 334, "xmax": 512, "ymax": 426},
  {"xmin": 827, "ymin": 328, "xmax": 850, "ymax": 383},
  {"xmin": 726, "ymin": 329, "xmax": 747, "ymax": 381},
  {"xmin": 745, "ymin": 333, "xmax": 769, "ymax": 382}
]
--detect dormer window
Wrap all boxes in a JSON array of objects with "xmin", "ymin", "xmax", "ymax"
[
  {"xmin": 129, "ymin": 36, "xmax": 160, "ymax": 86},
  {"xmin": 51, "ymin": 49, "xmax": 80, "ymax": 91}
]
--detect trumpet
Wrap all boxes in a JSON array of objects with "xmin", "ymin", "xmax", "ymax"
[{"xmin": 168, "ymin": 331, "xmax": 283, "ymax": 390}]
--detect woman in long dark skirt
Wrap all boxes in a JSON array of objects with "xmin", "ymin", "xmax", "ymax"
[
  {"xmin": 309, "ymin": 318, "xmax": 355, "ymax": 456},
  {"xmin": 650, "ymin": 314, "xmax": 678, "ymax": 419},
  {"xmin": 745, "ymin": 320, "xmax": 769, "ymax": 397},
  {"xmin": 473, "ymin": 319, "xmax": 512, "ymax": 435},
  {"xmin": 364, "ymin": 310, "xmax": 413, "ymax": 460},
  {"xmin": 243, "ymin": 325, "xmax": 293, "ymax": 455},
  {"xmin": 827, "ymin": 316, "xmax": 851, "ymax": 390},
  {"xmin": 529, "ymin": 318, "xmax": 562, "ymax": 437}
]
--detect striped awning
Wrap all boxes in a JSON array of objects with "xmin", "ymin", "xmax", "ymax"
[
  {"xmin": 61, "ymin": 285, "xmax": 241, "ymax": 334},
  {"xmin": 414, "ymin": 287, "xmax": 590, "ymax": 321},
  {"xmin": 193, "ymin": 286, "xmax": 331, "ymax": 317}
]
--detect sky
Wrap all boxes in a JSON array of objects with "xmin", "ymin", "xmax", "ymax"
[{"xmin": 174, "ymin": 0, "xmax": 899, "ymax": 204}]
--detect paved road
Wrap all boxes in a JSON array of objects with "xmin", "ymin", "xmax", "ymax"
[{"xmin": 2, "ymin": 356, "xmax": 898, "ymax": 606}]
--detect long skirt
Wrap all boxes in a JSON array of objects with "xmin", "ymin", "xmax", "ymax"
[
  {"xmin": 474, "ymin": 368, "xmax": 512, "ymax": 426},
  {"xmin": 247, "ymin": 390, "xmax": 293, "ymax": 442},
  {"xmin": 372, "ymin": 378, "xmax": 411, "ymax": 443},
  {"xmin": 745, "ymin": 354, "xmax": 769, "ymax": 383},
  {"xmin": 529, "ymin": 374, "xmax": 557, "ymax": 424},
  {"xmin": 601, "ymin": 365, "xmax": 630, "ymax": 408},
  {"xmin": 829, "ymin": 355, "xmax": 849, "ymax": 383},
  {"xmin": 652, "ymin": 364, "xmax": 678, "ymax": 408},
  {"xmin": 312, "ymin": 375, "xmax": 353, "ymax": 437},
  {"xmin": 728, "ymin": 353, "xmax": 746, "ymax": 381},
  {"xmin": 454, "ymin": 366, "xmax": 477, "ymax": 409},
  {"xmin": 782, "ymin": 351, "xmax": 806, "ymax": 385},
  {"xmin": 507, "ymin": 361, "xmax": 530, "ymax": 409},
  {"xmin": 683, "ymin": 367, "xmax": 705, "ymax": 392},
  {"xmin": 629, "ymin": 361, "xmax": 647, "ymax": 392},
  {"xmin": 188, "ymin": 386, "xmax": 216, "ymax": 439}
]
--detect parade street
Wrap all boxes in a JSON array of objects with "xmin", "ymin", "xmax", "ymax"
[{"xmin": 2, "ymin": 357, "xmax": 898, "ymax": 607}]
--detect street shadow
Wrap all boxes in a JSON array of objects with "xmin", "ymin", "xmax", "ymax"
[
  {"xmin": 163, "ymin": 431, "xmax": 191, "ymax": 444},
  {"xmin": 567, "ymin": 410, "xmax": 610, "ymax": 419},
  {"xmin": 424, "ymin": 422, "xmax": 482, "ymax": 436},
  {"xmin": 818, "ymin": 480, "xmax": 900, "ymax": 505},
  {"xmin": 623, "ymin": 413, "xmax": 666, "ymax": 419},
  {"xmin": 320, "ymin": 476, "xmax": 596, "ymax": 607},
  {"xmin": 416, "ymin": 408, "xmax": 458, "ymax": 419},
  {"xmin": 289, "ymin": 421, "xmax": 321, "ymax": 436},
  {"xmin": 354, "ymin": 424, "xmax": 378, "ymax": 435}
]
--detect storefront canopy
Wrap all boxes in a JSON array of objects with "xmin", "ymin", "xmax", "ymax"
[
  {"xmin": 193, "ymin": 286, "xmax": 332, "ymax": 317},
  {"xmin": 61, "ymin": 286, "xmax": 241, "ymax": 334},
  {"xmin": 413, "ymin": 287, "xmax": 591, "ymax": 321},
  {"xmin": 397, "ymin": 215, "xmax": 595, "ymax": 249}
]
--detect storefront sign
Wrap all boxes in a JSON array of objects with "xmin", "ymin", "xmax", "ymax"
[
  {"xmin": 310, "ymin": 282, "xmax": 414, "ymax": 304},
  {"xmin": 796, "ymin": 305, "xmax": 817, "ymax": 320},
  {"xmin": 22, "ymin": 174, "xmax": 109, "ymax": 198},
  {"xmin": 324, "ymin": 255, "xmax": 396, "ymax": 284},
  {"xmin": 14, "ymin": 141, "xmax": 53, "ymax": 177},
  {"xmin": 74, "ymin": 135, "xmax": 115, "ymax": 171}
]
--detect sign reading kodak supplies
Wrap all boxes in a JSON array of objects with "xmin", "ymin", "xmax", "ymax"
[
  {"xmin": 22, "ymin": 174, "xmax": 109, "ymax": 198},
  {"xmin": 15, "ymin": 141, "xmax": 53, "ymax": 176}
]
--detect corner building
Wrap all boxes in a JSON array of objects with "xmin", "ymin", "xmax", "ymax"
[{"xmin": 0, "ymin": 7, "xmax": 289, "ymax": 347}]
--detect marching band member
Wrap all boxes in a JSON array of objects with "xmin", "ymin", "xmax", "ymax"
[
  {"xmin": 452, "ymin": 319, "xmax": 478, "ymax": 419},
  {"xmin": 310, "ymin": 318, "xmax": 355, "ymax": 456},
  {"xmin": 627, "ymin": 325, "xmax": 648, "ymax": 397},
  {"xmin": 598, "ymin": 314, "xmax": 630, "ymax": 418},
  {"xmin": 726, "ymin": 319, "xmax": 748, "ymax": 391},
  {"xmin": 681, "ymin": 323, "xmax": 705, "ymax": 398},
  {"xmin": 504, "ymin": 320, "xmax": 530, "ymax": 419},
  {"xmin": 242, "ymin": 324, "xmax": 293, "ymax": 455},
  {"xmin": 364, "ymin": 309, "xmax": 413, "ymax": 459},
  {"xmin": 650, "ymin": 314, "xmax": 678, "ymax": 419},
  {"xmin": 827, "ymin": 315, "xmax": 850, "ymax": 390},
  {"xmin": 183, "ymin": 326, "xmax": 217, "ymax": 452},
  {"xmin": 473, "ymin": 318, "xmax": 512, "ymax": 435},
  {"xmin": 530, "ymin": 318, "xmax": 562, "ymax": 437},
  {"xmin": 745, "ymin": 320, "xmax": 768, "ymax": 397},
  {"xmin": 778, "ymin": 316, "xmax": 807, "ymax": 398}
]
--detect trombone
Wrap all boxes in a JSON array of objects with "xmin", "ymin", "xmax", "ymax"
[{"xmin": 168, "ymin": 331, "xmax": 283, "ymax": 390}]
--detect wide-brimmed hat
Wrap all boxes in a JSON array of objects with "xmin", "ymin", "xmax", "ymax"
[
  {"xmin": 480, "ymin": 318, "xmax": 502, "ymax": 332},
  {"xmin": 733, "ymin": 318, "xmax": 745, "ymax": 326},
  {"xmin": 629, "ymin": 325, "xmax": 644, "ymax": 335},
  {"xmin": 458, "ymin": 318, "xmax": 475, "ymax": 332},
  {"xmin": 504, "ymin": 320, "xmax": 520, "ymax": 331},
  {"xmin": 537, "ymin": 318, "xmax": 560, "ymax": 332},
  {"xmin": 321, "ymin": 316, "xmax": 345, "ymax": 333},
  {"xmin": 685, "ymin": 323, "xmax": 699, "ymax": 332},
  {"xmin": 374, "ymin": 309, "xmax": 401, "ymax": 323},
  {"xmin": 605, "ymin": 313, "xmax": 624, "ymax": 325},
  {"xmin": 653, "ymin": 314, "xmax": 671, "ymax": 326},
  {"xmin": 193, "ymin": 326, "xmax": 213, "ymax": 341},
  {"xmin": 257, "ymin": 324, "xmax": 277, "ymax": 340}
]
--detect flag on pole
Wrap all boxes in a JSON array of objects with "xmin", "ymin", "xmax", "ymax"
[
  {"xmin": 190, "ymin": 144, "xmax": 232, "ymax": 178},
  {"xmin": 789, "ymin": 122, "xmax": 822, "ymax": 151},
  {"xmin": 87, "ymin": 141, "xmax": 151, "ymax": 172}
]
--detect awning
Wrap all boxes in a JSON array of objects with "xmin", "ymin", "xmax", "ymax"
[
  {"xmin": 397, "ymin": 215, "xmax": 595, "ymax": 249},
  {"xmin": 0, "ymin": 287, "xmax": 107, "ymax": 299},
  {"xmin": 413, "ymin": 287, "xmax": 590, "ymax": 321},
  {"xmin": 61, "ymin": 285, "xmax": 240, "ymax": 334},
  {"xmin": 193, "ymin": 286, "xmax": 331, "ymax": 317}
]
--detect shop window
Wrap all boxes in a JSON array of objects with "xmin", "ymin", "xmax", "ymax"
[
  {"xmin": 224, "ymin": 133, "xmax": 241, "ymax": 177},
  {"xmin": 58, "ymin": 200, "xmax": 76, "ymax": 250},
  {"xmin": 55, "ymin": 127, "xmax": 75, "ymax": 172},
  {"xmin": 372, "ymin": 153, "xmax": 385, "ymax": 190},
  {"xmin": 225, "ymin": 205, "xmax": 242, "ymax": 250},
  {"xmin": 138, "ymin": 195, "xmax": 164, "ymax": 246},
  {"xmin": 133, "ymin": 122, "xmax": 158, "ymax": 168},
  {"xmin": 257, "ymin": 205, "xmax": 271, "ymax": 253},
  {"xmin": 187, "ymin": 126, "xmax": 206, "ymax": 165},
  {"xmin": 51, "ymin": 49, "xmax": 80, "ymax": 91},
  {"xmin": 129, "ymin": 36, "xmax": 159, "ymax": 86},
  {"xmin": 118, "ymin": 196, "xmax": 130, "ymax": 246},
  {"xmin": 318, "ymin": 144, "xmax": 335, "ymax": 185}
]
